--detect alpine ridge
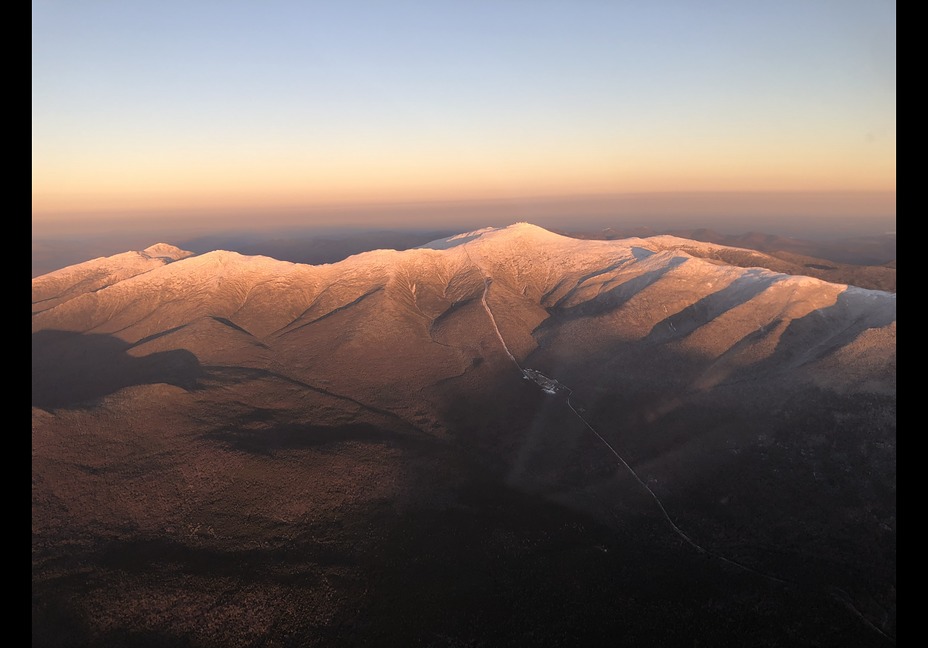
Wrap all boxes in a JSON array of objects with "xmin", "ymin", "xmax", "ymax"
[
  {"xmin": 33, "ymin": 223, "xmax": 895, "ymax": 404},
  {"xmin": 32, "ymin": 223, "xmax": 896, "ymax": 647}
]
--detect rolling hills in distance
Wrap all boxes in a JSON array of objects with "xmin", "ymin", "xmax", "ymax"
[{"xmin": 32, "ymin": 223, "xmax": 895, "ymax": 647}]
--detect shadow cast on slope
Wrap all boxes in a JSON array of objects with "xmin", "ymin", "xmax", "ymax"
[
  {"xmin": 32, "ymin": 330, "xmax": 202, "ymax": 409},
  {"xmin": 543, "ymin": 255, "xmax": 688, "ymax": 321},
  {"xmin": 744, "ymin": 287, "xmax": 897, "ymax": 377},
  {"xmin": 541, "ymin": 258, "xmax": 633, "ymax": 307},
  {"xmin": 643, "ymin": 271, "xmax": 784, "ymax": 345}
]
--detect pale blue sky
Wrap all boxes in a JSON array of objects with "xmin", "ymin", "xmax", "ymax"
[{"xmin": 32, "ymin": 0, "xmax": 895, "ymax": 229}]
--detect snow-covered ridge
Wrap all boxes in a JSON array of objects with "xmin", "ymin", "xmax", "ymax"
[
  {"xmin": 419, "ymin": 226, "xmax": 503, "ymax": 250},
  {"xmin": 32, "ymin": 243, "xmax": 197, "ymax": 315},
  {"xmin": 32, "ymin": 223, "xmax": 898, "ymax": 324},
  {"xmin": 31, "ymin": 222, "xmax": 895, "ymax": 396},
  {"xmin": 30, "ymin": 223, "xmax": 893, "ymax": 297}
]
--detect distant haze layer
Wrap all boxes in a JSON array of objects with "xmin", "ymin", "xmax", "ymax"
[{"xmin": 33, "ymin": 190, "xmax": 895, "ymax": 240}]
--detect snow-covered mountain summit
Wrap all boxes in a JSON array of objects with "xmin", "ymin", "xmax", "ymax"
[{"xmin": 33, "ymin": 222, "xmax": 894, "ymax": 398}]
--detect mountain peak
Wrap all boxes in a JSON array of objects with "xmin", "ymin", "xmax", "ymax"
[
  {"xmin": 141, "ymin": 243, "xmax": 195, "ymax": 261},
  {"xmin": 420, "ymin": 222, "xmax": 565, "ymax": 250}
]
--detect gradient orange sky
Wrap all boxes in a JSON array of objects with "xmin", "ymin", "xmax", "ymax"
[{"xmin": 32, "ymin": 1, "xmax": 895, "ymax": 230}]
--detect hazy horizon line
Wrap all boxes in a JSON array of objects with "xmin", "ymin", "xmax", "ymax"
[{"xmin": 33, "ymin": 188, "xmax": 895, "ymax": 239}]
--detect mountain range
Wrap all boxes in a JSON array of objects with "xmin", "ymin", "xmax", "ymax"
[{"xmin": 32, "ymin": 223, "xmax": 896, "ymax": 647}]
